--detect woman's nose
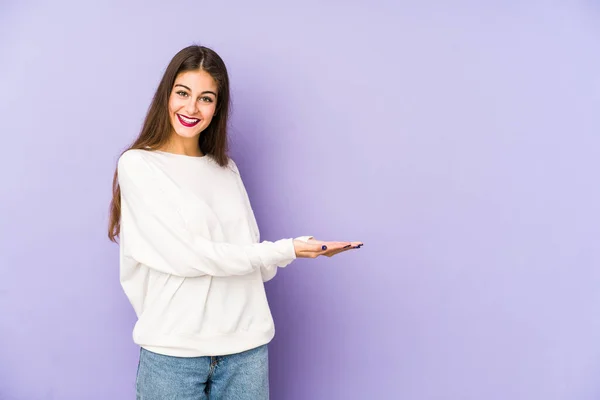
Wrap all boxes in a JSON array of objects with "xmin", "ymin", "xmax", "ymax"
[{"xmin": 185, "ymin": 99, "xmax": 198, "ymax": 115}]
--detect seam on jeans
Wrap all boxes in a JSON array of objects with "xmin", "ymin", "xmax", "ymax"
[
  {"xmin": 135, "ymin": 348, "xmax": 143, "ymax": 398},
  {"xmin": 207, "ymin": 356, "xmax": 217, "ymax": 379},
  {"xmin": 206, "ymin": 356, "xmax": 219, "ymax": 397}
]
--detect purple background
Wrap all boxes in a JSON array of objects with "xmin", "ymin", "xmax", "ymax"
[{"xmin": 1, "ymin": 1, "xmax": 600, "ymax": 399}]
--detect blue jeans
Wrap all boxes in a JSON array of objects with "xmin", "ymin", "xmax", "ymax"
[{"xmin": 136, "ymin": 344, "xmax": 269, "ymax": 399}]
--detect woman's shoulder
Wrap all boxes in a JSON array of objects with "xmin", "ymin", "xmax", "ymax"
[
  {"xmin": 119, "ymin": 148, "xmax": 239, "ymax": 176},
  {"xmin": 117, "ymin": 149, "xmax": 165, "ymax": 180},
  {"xmin": 227, "ymin": 157, "xmax": 240, "ymax": 174},
  {"xmin": 118, "ymin": 148, "xmax": 151, "ymax": 167},
  {"xmin": 120, "ymin": 148, "xmax": 147, "ymax": 159}
]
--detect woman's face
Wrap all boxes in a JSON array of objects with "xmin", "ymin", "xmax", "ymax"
[{"xmin": 168, "ymin": 69, "xmax": 218, "ymax": 140}]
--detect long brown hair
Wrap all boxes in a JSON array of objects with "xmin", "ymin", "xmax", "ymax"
[{"xmin": 108, "ymin": 45, "xmax": 231, "ymax": 242}]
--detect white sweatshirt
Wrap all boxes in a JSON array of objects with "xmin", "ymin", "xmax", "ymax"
[{"xmin": 117, "ymin": 149, "xmax": 310, "ymax": 357}]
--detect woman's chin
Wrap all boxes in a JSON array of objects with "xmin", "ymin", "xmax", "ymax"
[{"xmin": 173, "ymin": 129, "xmax": 201, "ymax": 139}]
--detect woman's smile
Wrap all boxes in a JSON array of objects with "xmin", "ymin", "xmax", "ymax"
[{"xmin": 176, "ymin": 113, "xmax": 201, "ymax": 127}]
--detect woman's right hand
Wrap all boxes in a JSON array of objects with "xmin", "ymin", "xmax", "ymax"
[{"xmin": 293, "ymin": 238, "xmax": 363, "ymax": 258}]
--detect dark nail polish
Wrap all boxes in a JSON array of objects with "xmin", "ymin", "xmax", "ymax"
[{"xmin": 322, "ymin": 245, "xmax": 328, "ymax": 250}]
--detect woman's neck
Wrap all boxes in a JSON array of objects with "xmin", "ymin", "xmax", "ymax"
[{"xmin": 160, "ymin": 137, "xmax": 203, "ymax": 157}]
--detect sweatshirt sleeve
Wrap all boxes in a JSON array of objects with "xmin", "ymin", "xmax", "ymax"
[
  {"xmin": 260, "ymin": 235, "xmax": 314, "ymax": 282},
  {"xmin": 117, "ymin": 150, "xmax": 297, "ymax": 278}
]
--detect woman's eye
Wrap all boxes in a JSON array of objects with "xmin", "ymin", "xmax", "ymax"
[
  {"xmin": 199, "ymin": 97, "xmax": 213, "ymax": 103},
  {"xmin": 177, "ymin": 91, "xmax": 188, "ymax": 97}
]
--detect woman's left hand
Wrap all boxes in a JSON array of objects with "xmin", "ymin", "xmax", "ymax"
[{"xmin": 293, "ymin": 238, "xmax": 363, "ymax": 258}]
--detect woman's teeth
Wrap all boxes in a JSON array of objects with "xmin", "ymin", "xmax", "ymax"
[{"xmin": 177, "ymin": 114, "xmax": 200, "ymax": 127}]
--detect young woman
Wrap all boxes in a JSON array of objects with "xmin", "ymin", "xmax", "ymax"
[{"xmin": 108, "ymin": 45, "xmax": 362, "ymax": 399}]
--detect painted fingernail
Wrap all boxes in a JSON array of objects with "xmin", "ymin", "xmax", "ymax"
[{"xmin": 322, "ymin": 245, "xmax": 328, "ymax": 250}]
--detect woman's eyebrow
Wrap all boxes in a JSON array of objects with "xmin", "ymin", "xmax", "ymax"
[{"xmin": 174, "ymin": 84, "xmax": 216, "ymax": 97}]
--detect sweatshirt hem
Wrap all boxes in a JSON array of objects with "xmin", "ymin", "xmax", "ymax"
[{"xmin": 134, "ymin": 330, "xmax": 275, "ymax": 357}]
